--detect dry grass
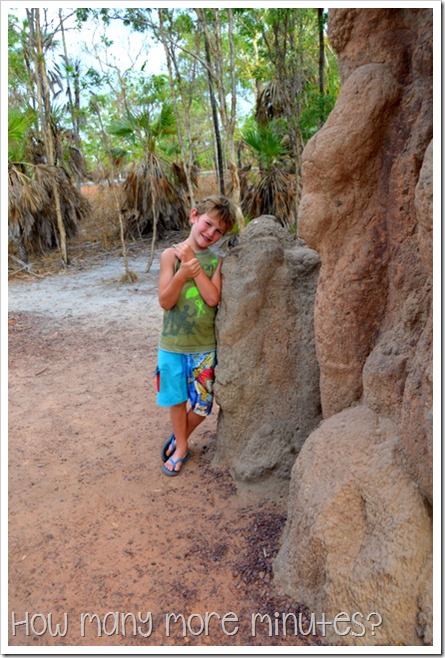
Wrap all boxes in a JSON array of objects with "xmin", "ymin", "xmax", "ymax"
[
  {"xmin": 197, "ymin": 172, "xmax": 221, "ymax": 198},
  {"xmin": 78, "ymin": 182, "xmax": 123, "ymax": 248},
  {"xmin": 198, "ymin": 171, "xmax": 232, "ymax": 199}
]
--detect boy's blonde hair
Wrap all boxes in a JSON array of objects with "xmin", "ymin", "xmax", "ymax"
[{"xmin": 195, "ymin": 195, "xmax": 238, "ymax": 233}]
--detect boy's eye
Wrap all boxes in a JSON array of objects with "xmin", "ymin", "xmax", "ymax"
[{"xmin": 203, "ymin": 218, "xmax": 222, "ymax": 235}]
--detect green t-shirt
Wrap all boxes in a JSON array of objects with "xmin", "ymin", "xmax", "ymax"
[{"xmin": 159, "ymin": 248, "xmax": 220, "ymax": 354}]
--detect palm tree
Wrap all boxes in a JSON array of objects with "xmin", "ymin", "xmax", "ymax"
[
  {"xmin": 241, "ymin": 119, "xmax": 296, "ymax": 227},
  {"xmin": 109, "ymin": 100, "xmax": 194, "ymax": 271}
]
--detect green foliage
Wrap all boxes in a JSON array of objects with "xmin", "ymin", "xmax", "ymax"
[
  {"xmin": 243, "ymin": 119, "xmax": 289, "ymax": 171},
  {"xmin": 8, "ymin": 107, "xmax": 36, "ymax": 163},
  {"xmin": 8, "ymin": 7, "xmax": 340, "ymax": 188},
  {"xmin": 120, "ymin": 8, "xmax": 153, "ymax": 32},
  {"xmin": 300, "ymin": 37, "xmax": 340, "ymax": 141},
  {"xmin": 108, "ymin": 118, "xmax": 135, "ymax": 140},
  {"xmin": 151, "ymin": 102, "xmax": 176, "ymax": 138},
  {"xmin": 108, "ymin": 96, "xmax": 177, "ymax": 164},
  {"xmin": 8, "ymin": 15, "xmax": 32, "ymax": 106},
  {"xmin": 300, "ymin": 84, "xmax": 337, "ymax": 141}
]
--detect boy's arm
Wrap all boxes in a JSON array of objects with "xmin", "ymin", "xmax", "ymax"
[
  {"xmin": 193, "ymin": 258, "xmax": 223, "ymax": 307},
  {"xmin": 173, "ymin": 242, "xmax": 223, "ymax": 307},
  {"xmin": 158, "ymin": 248, "xmax": 202, "ymax": 310}
]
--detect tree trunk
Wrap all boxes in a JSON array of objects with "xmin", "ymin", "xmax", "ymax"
[
  {"xmin": 200, "ymin": 17, "xmax": 225, "ymax": 196},
  {"xmin": 158, "ymin": 9, "xmax": 195, "ymax": 207},
  {"xmin": 24, "ymin": 11, "xmax": 38, "ymax": 119},
  {"xmin": 33, "ymin": 9, "xmax": 69, "ymax": 265},
  {"xmin": 73, "ymin": 65, "xmax": 81, "ymax": 136},
  {"xmin": 59, "ymin": 10, "xmax": 77, "ymax": 137},
  {"xmin": 207, "ymin": 9, "xmax": 240, "ymax": 205},
  {"xmin": 92, "ymin": 97, "xmax": 136, "ymax": 281},
  {"xmin": 145, "ymin": 190, "xmax": 158, "ymax": 273},
  {"xmin": 200, "ymin": 9, "xmax": 241, "ymax": 208},
  {"xmin": 59, "ymin": 9, "xmax": 81, "ymax": 190},
  {"xmin": 226, "ymin": 8, "xmax": 241, "ymax": 208},
  {"xmin": 204, "ymin": 35, "xmax": 225, "ymax": 194},
  {"xmin": 317, "ymin": 8, "xmax": 325, "ymax": 126}
]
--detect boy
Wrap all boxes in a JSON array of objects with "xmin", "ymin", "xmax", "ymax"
[{"xmin": 156, "ymin": 195, "xmax": 238, "ymax": 476}]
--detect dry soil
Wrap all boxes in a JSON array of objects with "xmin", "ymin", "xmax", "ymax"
[{"xmin": 8, "ymin": 246, "xmax": 324, "ymax": 650}]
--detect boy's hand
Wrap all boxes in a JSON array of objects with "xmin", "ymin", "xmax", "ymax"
[
  {"xmin": 174, "ymin": 242, "xmax": 195, "ymax": 263},
  {"xmin": 178, "ymin": 258, "xmax": 202, "ymax": 280}
]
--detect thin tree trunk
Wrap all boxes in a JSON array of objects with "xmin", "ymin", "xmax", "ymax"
[
  {"xmin": 59, "ymin": 9, "xmax": 77, "ymax": 137},
  {"xmin": 33, "ymin": 9, "xmax": 69, "ymax": 265},
  {"xmin": 92, "ymin": 98, "xmax": 136, "ymax": 282},
  {"xmin": 200, "ymin": 19, "xmax": 225, "ymax": 196},
  {"xmin": 211, "ymin": 9, "xmax": 236, "ymax": 199},
  {"xmin": 73, "ymin": 65, "xmax": 81, "ymax": 136},
  {"xmin": 59, "ymin": 9, "xmax": 81, "ymax": 191},
  {"xmin": 145, "ymin": 191, "xmax": 158, "ymax": 273},
  {"xmin": 145, "ymin": 156, "xmax": 159, "ymax": 273},
  {"xmin": 24, "ymin": 11, "xmax": 38, "ymax": 120},
  {"xmin": 198, "ymin": 9, "xmax": 241, "ymax": 209},
  {"xmin": 158, "ymin": 9, "xmax": 195, "ymax": 207},
  {"xmin": 226, "ymin": 8, "xmax": 241, "ymax": 208},
  {"xmin": 318, "ymin": 8, "xmax": 325, "ymax": 127},
  {"xmin": 116, "ymin": 186, "xmax": 136, "ymax": 282}
]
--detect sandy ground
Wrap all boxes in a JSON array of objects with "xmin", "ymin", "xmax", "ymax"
[{"xmin": 7, "ymin": 248, "xmax": 325, "ymax": 650}]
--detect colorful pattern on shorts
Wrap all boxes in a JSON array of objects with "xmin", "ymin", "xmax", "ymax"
[
  {"xmin": 186, "ymin": 351, "xmax": 216, "ymax": 416},
  {"xmin": 155, "ymin": 349, "xmax": 216, "ymax": 416}
]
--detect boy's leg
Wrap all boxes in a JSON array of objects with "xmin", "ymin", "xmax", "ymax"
[
  {"xmin": 161, "ymin": 351, "xmax": 215, "ymax": 471},
  {"xmin": 166, "ymin": 405, "xmax": 205, "ymax": 459},
  {"xmin": 164, "ymin": 407, "xmax": 205, "ymax": 461},
  {"xmin": 186, "ymin": 408, "xmax": 206, "ymax": 436},
  {"xmin": 157, "ymin": 350, "xmax": 188, "ymax": 462},
  {"xmin": 164, "ymin": 402, "xmax": 189, "ymax": 473}
]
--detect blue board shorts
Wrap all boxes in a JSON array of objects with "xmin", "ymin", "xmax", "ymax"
[{"xmin": 155, "ymin": 349, "xmax": 217, "ymax": 417}]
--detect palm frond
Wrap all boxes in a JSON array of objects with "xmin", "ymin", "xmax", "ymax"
[
  {"xmin": 8, "ymin": 108, "xmax": 36, "ymax": 162},
  {"xmin": 256, "ymin": 79, "xmax": 287, "ymax": 125},
  {"xmin": 171, "ymin": 162, "xmax": 199, "ymax": 191},
  {"xmin": 121, "ymin": 159, "xmax": 189, "ymax": 239},
  {"xmin": 135, "ymin": 110, "xmax": 150, "ymax": 132},
  {"xmin": 151, "ymin": 102, "xmax": 176, "ymax": 138},
  {"xmin": 243, "ymin": 120, "xmax": 289, "ymax": 170},
  {"xmin": 108, "ymin": 119, "xmax": 135, "ymax": 139},
  {"xmin": 241, "ymin": 167, "xmax": 295, "ymax": 228},
  {"xmin": 8, "ymin": 163, "xmax": 90, "ymax": 256}
]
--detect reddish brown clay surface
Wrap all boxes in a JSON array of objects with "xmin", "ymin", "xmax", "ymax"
[{"xmin": 8, "ymin": 251, "xmax": 325, "ymax": 649}]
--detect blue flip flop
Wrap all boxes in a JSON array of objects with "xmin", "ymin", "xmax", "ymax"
[
  {"xmin": 161, "ymin": 434, "xmax": 175, "ymax": 462},
  {"xmin": 162, "ymin": 451, "xmax": 191, "ymax": 477}
]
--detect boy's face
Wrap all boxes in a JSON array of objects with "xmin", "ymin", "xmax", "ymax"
[{"xmin": 190, "ymin": 209, "xmax": 226, "ymax": 249}]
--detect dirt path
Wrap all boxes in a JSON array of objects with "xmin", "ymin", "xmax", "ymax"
[{"xmin": 8, "ymin": 251, "xmax": 323, "ymax": 649}]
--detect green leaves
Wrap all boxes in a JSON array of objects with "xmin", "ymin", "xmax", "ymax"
[
  {"xmin": 107, "ymin": 99, "xmax": 177, "ymax": 163},
  {"xmin": 108, "ymin": 118, "xmax": 135, "ymax": 139},
  {"xmin": 8, "ymin": 107, "xmax": 36, "ymax": 163},
  {"xmin": 243, "ymin": 119, "xmax": 289, "ymax": 170},
  {"xmin": 151, "ymin": 101, "xmax": 176, "ymax": 138},
  {"xmin": 8, "ymin": 7, "xmax": 340, "ymax": 190}
]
